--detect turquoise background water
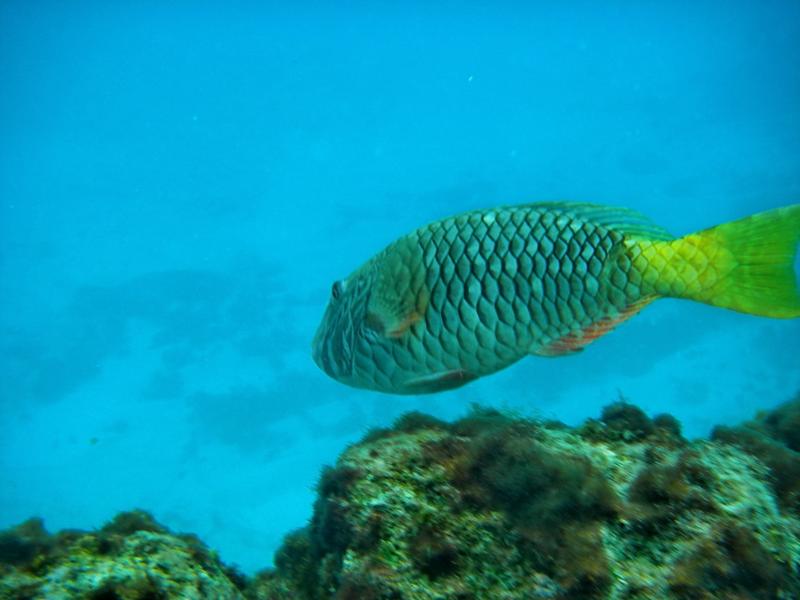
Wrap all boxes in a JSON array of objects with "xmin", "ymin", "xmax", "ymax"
[{"xmin": 1, "ymin": 1, "xmax": 799, "ymax": 573}]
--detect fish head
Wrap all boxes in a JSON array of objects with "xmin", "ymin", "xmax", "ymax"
[
  {"xmin": 312, "ymin": 263, "xmax": 380, "ymax": 389},
  {"xmin": 313, "ymin": 239, "xmax": 478, "ymax": 394},
  {"xmin": 312, "ymin": 252, "xmax": 436, "ymax": 394}
]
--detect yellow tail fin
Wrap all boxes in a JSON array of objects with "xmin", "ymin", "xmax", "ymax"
[{"xmin": 631, "ymin": 205, "xmax": 800, "ymax": 318}]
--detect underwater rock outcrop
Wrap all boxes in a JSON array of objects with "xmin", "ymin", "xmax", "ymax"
[
  {"xmin": 0, "ymin": 510, "xmax": 247, "ymax": 600},
  {"xmin": 255, "ymin": 399, "xmax": 800, "ymax": 600},
  {"xmin": 2, "ymin": 397, "xmax": 800, "ymax": 600}
]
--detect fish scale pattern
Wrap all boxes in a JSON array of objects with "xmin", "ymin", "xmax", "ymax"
[
  {"xmin": 408, "ymin": 206, "xmax": 626, "ymax": 376},
  {"xmin": 631, "ymin": 234, "xmax": 724, "ymax": 301}
]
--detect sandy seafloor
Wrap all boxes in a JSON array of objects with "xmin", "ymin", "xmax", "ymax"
[{"xmin": 1, "ymin": 2, "xmax": 799, "ymax": 573}]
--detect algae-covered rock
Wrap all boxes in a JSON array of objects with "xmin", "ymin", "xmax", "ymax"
[
  {"xmin": 3, "ymin": 399, "xmax": 800, "ymax": 600},
  {"xmin": 710, "ymin": 393, "xmax": 800, "ymax": 517},
  {"xmin": 0, "ymin": 509, "xmax": 246, "ymax": 600},
  {"xmin": 259, "ymin": 399, "xmax": 800, "ymax": 600}
]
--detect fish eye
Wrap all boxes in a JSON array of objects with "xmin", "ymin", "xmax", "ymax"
[{"xmin": 331, "ymin": 280, "xmax": 344, "ymax": 300}]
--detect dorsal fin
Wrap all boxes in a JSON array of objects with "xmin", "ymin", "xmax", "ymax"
[
  {"xmin": 532, "ymin": 297, "xmax": 656, "ymax": 357},
  {"xmin": 522, "ymin": 202, "xmax": 674, "ymax": 241}
]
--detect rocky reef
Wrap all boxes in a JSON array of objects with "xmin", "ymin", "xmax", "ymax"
[
  {"xmin": 255, "ymin": 397, "xmax": 800, "ymax": 600},
  {"xmin": 2, "ymin": 396, "xmax": 799, "ymax": 600},
  {"xmin": 0, "ymin": 510, "xmax": 247, "ymax": 600}
]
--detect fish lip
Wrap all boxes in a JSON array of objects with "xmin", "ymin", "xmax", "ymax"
[
  {"xmin": 311, "ymin": 318, "xmax": 354, "ymax": 381},
  {"xmin": 311, "ymin": 325, "xmax": 328, "ymax": 374},
  {"xmin": 311, "ymin": 340, "xmax": 322, "ymax": 371}
]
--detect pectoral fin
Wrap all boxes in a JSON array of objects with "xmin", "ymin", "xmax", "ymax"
[{"xmin": 365, "ymin": 295, "xmax": 426, "ymax": 338}]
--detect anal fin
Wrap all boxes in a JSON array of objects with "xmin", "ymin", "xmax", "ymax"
[{"xmin": 533, "ymin": 297, "xmax": 655, "ymax": 357}]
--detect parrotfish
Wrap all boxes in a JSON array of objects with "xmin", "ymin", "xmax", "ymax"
[{"xmin": 312, "ymin": 202, "xmax": 800, "ymax": 394}]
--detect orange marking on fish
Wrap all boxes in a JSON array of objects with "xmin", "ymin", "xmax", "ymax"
[
  {"xmin": 535, "ymin": 297, "xmax": 655, "ymax": 357},
  {"xmin": 387, "ymin": 311, "xmax": 423, "ymax": 338}
]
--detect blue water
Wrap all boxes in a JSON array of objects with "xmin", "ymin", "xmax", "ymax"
[{"xmin": 1, "ymin": 2, "xmax": 799, "ymax": 574}]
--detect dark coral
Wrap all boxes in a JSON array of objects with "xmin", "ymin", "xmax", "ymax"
[
  {"xmin": 454, "ymin": 421, "xmax": 620, "ymax": 526},
  {"xmin": 100, "ymin": 509, "xmax": 167, "ymax": 536},
  {"xmin": 360, "ymin": 411, "xmax": 447, "ymax": 445},
  {"xmin": 627, "ymin": 449, "xmax": 716, "ymax": 526},
  {"xmin": 271, "ymin": 529, "xmax": 317, "ymax": 598},
  {"xmin": 311, "ymin": 466, "xmax": 360, "ymax": 559},
  {"xmin": 351, "ymin": 506, "xmax": 388, "ymax": 553},
  {"xmin": 755, "ymin": 395, "xmax": 800, "ymax": 451},
  {"xmin": 316, "ymin": 466, "xmax": 361, "ymax": 499},
  {"xmin": 0, "ymin": 518, "xmax": 51, "ymax": 568},
  {"xmin": 409, "ymin": 523, "xmax": 460, "ymax": 580},
  {"xmin": 668, "ymin": 525, "xmax": 791, "ymax": 599},
  {"xmin": 652, "ymin": 413, "xmax": 682, "ymax": 438},
  {"xmin": 600, "ymin": 401, "xmax": 654, "ymax": 441},
  {"xmin": 449, "ymin": 420, "xmax": 620, "ymax": 598},
  {"xmin": 335, "ymin": 572, "xmax": 402, "ymax": 600},
  {"xmin": 256, "ymin": 464, "xmax": 372, "ymax": 599},
  {"xmin": 360, "ymin": 427, "xmax": 394, "ymax": 444},
  {"xmin": 448, "ymin": 404, "xmax": 514, "ymax": 438},
  {"xmin": 579, "ymin": 400, "xmax": 685, "ymax": 447},
  {"xmin": 89, "ymin": 581, "xmax": 167, "ymax": 600},
  {"xmin": 393, "ymin": 411, "xmax": 448, "ymax": 434}
]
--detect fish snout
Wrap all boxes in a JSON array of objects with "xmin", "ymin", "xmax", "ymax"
[
  {"xmin": 312, "ymin": 316, "xmax": 355, "ymax": 382},
  {"xmin": 311, "ymin": 325, "xmax": 329, "ymax": 375}
]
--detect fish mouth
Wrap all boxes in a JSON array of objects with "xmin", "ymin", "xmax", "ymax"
[
  {"xmin": 311, "ymin": 318, "xmax": 354, "ymax": 382},
  {"xmin": 311, "ymin": 325, "xmax": 332, "ymax": 376}
]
